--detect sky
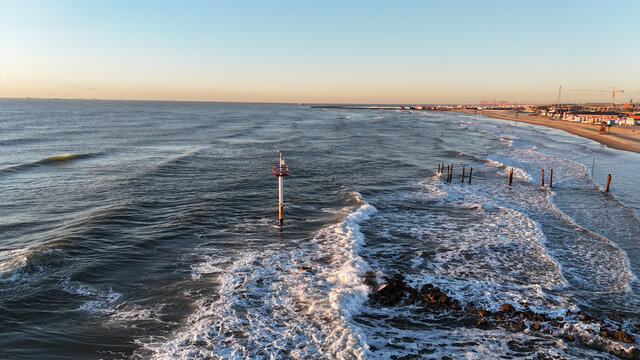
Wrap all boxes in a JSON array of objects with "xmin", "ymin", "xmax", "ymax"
[{"xmin": 1, "ymin": 0, "xmax": 639, "ymax": 104}]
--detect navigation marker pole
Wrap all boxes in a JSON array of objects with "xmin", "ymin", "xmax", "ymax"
[{"xmin": 272, "ymin": 150, "xmax": 290, "ymax": 226}]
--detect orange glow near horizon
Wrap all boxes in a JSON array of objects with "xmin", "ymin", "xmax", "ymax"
[{"xmin": 1, "ymin": 1, "xmax": 639, "ymax": 104}]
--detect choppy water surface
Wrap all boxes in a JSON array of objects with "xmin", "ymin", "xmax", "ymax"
[{"xmin": 1, "ymin": 99, "xmax": 639, "ymax": 359}]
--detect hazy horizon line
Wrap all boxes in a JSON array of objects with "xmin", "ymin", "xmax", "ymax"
[{"xmin": 0, "ymin": 96, "xmax": 598, "ymax": 106}]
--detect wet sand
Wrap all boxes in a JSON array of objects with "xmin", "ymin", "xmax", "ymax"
[{"xmin": 453, "ymin": 109, "xmax": 640, "ymax": 155}]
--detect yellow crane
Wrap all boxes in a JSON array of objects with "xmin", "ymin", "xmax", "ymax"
[{"xmin": 573, "ymin": 87, "xmax": 625, "ymax": 108}]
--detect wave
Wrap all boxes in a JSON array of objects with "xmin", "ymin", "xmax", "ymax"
[
  {"xmin": 61, "ymin": 276, "xmax": 122, "ymax": 313},
  {"xmin": 0, "ymin": 245, "xmax": 67, "ymax": 286},
  {"xmin": 35, "ymin": 153, "xmax": 93, "ymax": 164},
  {"xmin": 138, "ymin": 193, "xmax": 376, "ymax": 359},
  {"xmin": 370, "ymin": 160, "xmax": 635, "ymax": 305},
  {"xmin": 0, "ymin": 248, "xmax": 31, "ymax": 282},
  {"xmin": 0, "ymin": 153, "xmax": 96, "ymax": 174},
  {"xmin": 355, "ymin": 167, "xmax": 637, "ymax": 358},
  {"xmin": 483, "ymin": 158, "xmax": 533, "ymax": 183}
]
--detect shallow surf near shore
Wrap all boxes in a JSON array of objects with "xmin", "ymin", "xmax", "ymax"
[{"xmin": 453, "ymin": 109, "xmax": 640, "ymax": 154}]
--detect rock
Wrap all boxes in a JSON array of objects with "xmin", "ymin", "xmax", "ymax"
[
  {"xmin": 613, "ymin": 329, "xmax": 636, "ymax": 344},
  {"xmin": 580, "ymin": 314, "xmax": 592, "ymax": 322},
  {"xmin": 610, "ymin": 346, "xmax": 640, "ymax": 360},
  {"xmin": 299, "ymin": 266, "xmax": 312, "ymax": 271},
  {"xmin": 477, "ymin": 310, "xmax": 486, "ymax": 318},
  {"xmin": 370, "ymin": 274, "xmax": 407, "ymax": 306},
  {"xmin": 521, "ymin": 310, "xmax": 534, "ymax": 321},
  {"xmin": 530, "ymin": 323, "xmax": 541, "ymax": 331},
  {"xmin": 512, "ymin": 320, "xmax": 525, "ymax": 331},
  {"xmin": 500, "ymin": 303, "xmax": 516, "ymax": 314},
  {"xmin": 477, "ymin": 318, "xmax": 489, "ymax": 329},
  {"xmin": 424, "ymin": 293, "xmax": 437, "ymax": 303},
  {"xmin": 562, "ymin": 333, "xmax": 575, "ymax": 342},
  {"xmin": 626, "ymin": 347, "xmax": 640, "ymax": 359},
  {"xmin": 363, "ymin": 271, "xmax": 378, "ymax": 287},
  {"xmin": 419, "ymin": 283, "xmax": 433, "ymax": 294}
]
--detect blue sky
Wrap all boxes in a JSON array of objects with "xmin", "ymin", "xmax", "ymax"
[{"xmin": 1, "ymin": 0, "xmax": 638, "ymax": 103}]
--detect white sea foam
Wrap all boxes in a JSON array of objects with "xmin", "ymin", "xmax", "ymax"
[
  {"xmin": 61, "ymin": 276, "xmax": 122, "ymax": 313},
  {"xmin": 484, "ymin": 159, "xmax": 504, "ymax": 168},
  {"xmin": 489, "ymin": 147, "xmax": 592, "ymax": 187},
  {"xmin": 351, "ymin": 165, "xmax": 639, "ymax": 359},
  {"xmin": 483, "ymin": 147, "xmax": 635, "ymax": 293},
  {"xmin": 366, "ymin": 163, "xmax": 634, "ymax": 313},
  {"xmin": 500, "ymin": 138, "xmax": 513, "ymax": 147},
  {"xmin": 190, "ymin": 253, "xmax": 227, "ymax": 281},
  {"xmin": 0, "ymin": 248, "xmax": 30, "ymax": 281},
  {"xmin": 497, "ymin": 165, "xmax": 533, "ymax": 182},
  {"xmin": 0, "ymin": 247, "xmax": 65, "ymax": 284},
  {"xmin": 140, "ymin": 194, "xmax": 377, "ymax": 359}
]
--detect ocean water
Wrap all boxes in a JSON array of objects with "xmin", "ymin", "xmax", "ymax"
[{"xmin": 1, "ymin": 99, "xmax": 640, "ymax": 359}]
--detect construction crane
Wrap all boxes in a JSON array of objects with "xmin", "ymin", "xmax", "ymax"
[
  {"xmin": 572, "ymin": 87, "xmax": 625, "ymax": 108},
  {"xmin": 556, "ymin": 86, "xmax": 562, "ymax": 108}
]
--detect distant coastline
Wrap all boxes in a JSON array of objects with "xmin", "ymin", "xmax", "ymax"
[
  {"xmin": 451, "ymin": 109, "xmax": 640, "ymax": 155},
  {"xmin": 311, "ymin": 104, "xmax": 640, "ymax": 155}
]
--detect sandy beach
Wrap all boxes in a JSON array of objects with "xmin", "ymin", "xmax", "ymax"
[{"xmin": 453, "ymin": 109, "xmax": 640, "ymax": 155}]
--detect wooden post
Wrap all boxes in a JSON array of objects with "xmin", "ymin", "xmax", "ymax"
[
  {"xmin": 605, "ymin": 174, "xmax": 611, "ymax": 193},
  {"xmin": 541, "ymin": 169, "xmax": 545, "ymax": 187},
  {"xmin": 508, "ymin": 168, "xmax": 513, "ymax": 186},
  {"xmin": 278, "ymin": 176, "xmax": 284, "ymax": 225},
  {"xmin": 468, "ymin": 167, "xmax": 473, "ymax": 184},
  {"xmin": 273, "ymin": 151, "xmax": 290, "ymax": 226},
  {"xmin": 461, "ymin": 166, "xmax": 465, "ymax": 183},
  {"xmin": 447, "ymin": 165, "xmax": 450, "ymax": 181},
  {"xmin": 438, "ymin": 163, "xmax": 441, "ymax": 174},
  {"xmin": 550, "ymin": 169, "xmax": 553, "ymax": 188},
  {"xmin": 450, "ymin": 165, "xmax": 454, "ymax": 182}
]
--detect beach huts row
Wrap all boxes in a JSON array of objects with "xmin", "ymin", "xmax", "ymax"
[
  {"xmin": 541, "ymin": 110, "xmax": 640, "ymax": 126},
  {"xmin": 563, "ymin": 113, "xmax": 640, "ymax": 126}
]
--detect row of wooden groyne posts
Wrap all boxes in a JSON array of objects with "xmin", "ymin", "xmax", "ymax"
[
  {"xmin": 437, "ymin": 163, "xmax": 614, "ymax": 193},
  {"xmin": 273, "ymin": 151, "xmax": 615, "ymax": 227}
]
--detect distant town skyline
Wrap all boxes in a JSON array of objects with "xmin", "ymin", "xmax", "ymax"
[{"xmin": 1, "ymin": 0, "xmax": 639, "ymax": 104}]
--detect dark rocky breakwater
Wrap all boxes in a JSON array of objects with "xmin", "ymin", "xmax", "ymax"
[{"xmin": 366, "ymin": 272, "xmax": 640, "ymax": 359}]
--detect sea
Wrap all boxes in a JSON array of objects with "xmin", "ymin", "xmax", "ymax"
[{"xmin": 1, "ymin": 99, "xmax": 640, "ymax": 359}]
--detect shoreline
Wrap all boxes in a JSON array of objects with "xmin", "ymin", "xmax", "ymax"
[{"xmin": 452, "ymin": 109, "xmax": 640, "ymax": 155}]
